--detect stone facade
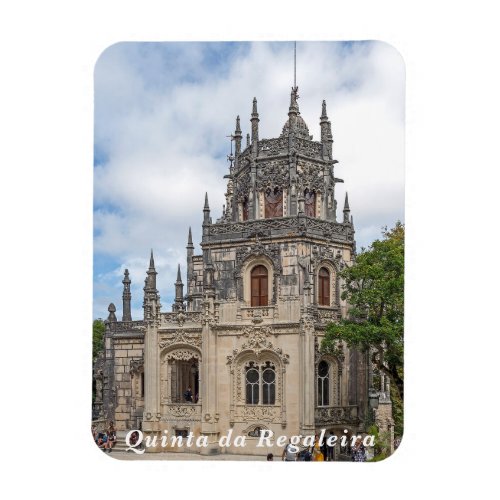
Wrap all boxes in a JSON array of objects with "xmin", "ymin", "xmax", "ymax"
[{"xmin": 94, "ymin": 87, "xmax": 393, "ymax": 456}]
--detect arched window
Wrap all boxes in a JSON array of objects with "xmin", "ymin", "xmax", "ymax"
[
  {"xmin": 317, "ymin": 360, "xmax": 330, "ymax": 406},
  {"xmin": 251, "ymin": 265, "xmax": 268, "ymax": 306},
  {"xmin": 245, "ymin": 364, "xmax": 260, "ymax": 404},
  {"xmin": 245, "ymin": 362, "xmax": 276, "ymax": 405},
  {"xmin": 264, "ymin": 187, "xmax": 283, "ymax": 218},
  {"xmin": 262, "ymin": 362, "xmax": 276, "ymax": 405},
  {"xmin": 318, "ymin": 267, "xmax": 330, "ymax": 306},
  {"xmin": 305, "ymin": 189, "xmax": 316, "ymax": 217}
]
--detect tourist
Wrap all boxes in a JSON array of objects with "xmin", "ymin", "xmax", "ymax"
[
  {"xmin": 105, "ymin": 421, "xmax": 116, "ymax": 452},
  {"xmin": 326, "ymin": 431, "xmax": 335, "ymax": 461},
  {"xmin": 184, "ymin": 386, "xmax": 193, "ymax": 403},
  {"xmin": 282, "ymin": 439, "xmax": 297, "ymax": 461},
  {"xmin": 352, "ymin": 437, "xmax": 366, "ymax": 462},
  {"xmin": 312, "ymin": 434, "xmax": 324, "ymax": 461},
  {"xmin": 267, "ymin": 453, "xmax": 273, "ymax": 461}
]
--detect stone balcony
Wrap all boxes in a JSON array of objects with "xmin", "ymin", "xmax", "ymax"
[{"xmin": 314, "ymin": 405, "xmax": 359, "ymax": 427}]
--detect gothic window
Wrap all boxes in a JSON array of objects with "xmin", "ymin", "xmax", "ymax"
[
  {"xmin": 245, "ymin": 364, "xmax": 260, "ymax": 404},
  {"xmin": 305, "ymin": 189, "xmax": 316, "ymax": 217},
  {"xmin": 251, "ymin": 265, "xmax": 268, "ymax": 307},
  {"xmin": 262, "ymin": 362, "xmax": 276, "ymax": 405},
  {"xmin": 317, "ymin": 360, "xmax": 330, "ymax": 406},
  {"xmin": 318, "ymin": 267, "xmax": 330, "ymax": 306},
  {"xmin": 245, "ymin": 362, "xmax": 276, "ymax": 405},
  {"xmin": 264, "ymin": 187, "xmax": 283, "ymax": 218},
  {"xmin": 242, "ymin": 197, "xmax": 249, "ymax": 221}
]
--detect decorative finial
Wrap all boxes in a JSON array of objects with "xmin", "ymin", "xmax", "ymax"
[
  {"xmin": 252, "ymin": 97, "xmax": 258, "ymax": 115},
  {"xmin": 204, "ymin": 192, "xmax": 209, "ymax": 210},
  {"xmin": 321, "ymin": 100, "xmax": 328, "ymax": 119},
  {"xmin": 187, "ymin": 226, "xmax": 193, "ymax": 246},
  {"xmin": 176, "ymin": 263, "xmax": 182, "ymax": 283},
  {"xmin": 236, "ymin": 115, "xmax": 241, "ymax": 133},
  {"xmin": 149, "ymin": 249, "xmax": 155, "ymax": 269},
  {"xmin": 344, "ymin": 192, "xmax": 350, "ymax": 211},
  {"xmin": 107, "ymin": 303, "xmax": 117, "ymax": 322}
]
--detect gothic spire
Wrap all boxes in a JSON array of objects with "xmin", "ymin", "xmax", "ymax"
[
  {"xmin": 187, "ymin": 226, "xmax": 193, "ymax": 248},
  {"xmin": 122, "ymin": 268, "xmax": 132, "ymax": 322},
  {"xmin": 251, "ymin": 97, "xmax": 259, "ymax": 143},
  {"xmin": 343, "ymin": 192, "xmax": 351, "ymax": 223},
  {"xmin": 149, "ymin": 249, "xmax": 155, "ymax": 270},
  {"xmin": 234, "ymin": 115, "xmax": 242, "ymax": 155},
  {"xmin": 145, "ymin": 249, "xmax": 158, "ymax": 291},
  {"xmin": 203, "ymin": 192, "xmax": 211, "ymax": 225},
  {"xmin": 173, "ymin": 263, "xmax": 184, "ymax": 311}
]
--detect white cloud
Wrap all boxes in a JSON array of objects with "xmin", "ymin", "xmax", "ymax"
[{"xmin": 93, "ymin": 41, "xmax": 405, "ymax": 319}]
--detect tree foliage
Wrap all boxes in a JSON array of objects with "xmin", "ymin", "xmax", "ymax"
[
  {"xmin": 93, "ymin": 319, "xmax": 105, "ymax": 361},
  {"xmin": 321, "ymin": 222, "xmax": 404, "ymax": 401}
]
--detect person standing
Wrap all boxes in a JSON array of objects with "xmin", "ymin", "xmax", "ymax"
[
  {"xmin": 282, "ymin": 439, "xmax": 297, "ymax": 461},
  {"xmin": 326, "ymin": 431, "xmax": 335, "ymax": 461},
  {"xmin": 184, "ymin": 386, "xmax": 193, "ymax": 403},
  {"xmin": 312, "ymin": 434, "xmax": 324, "ymax": 461},
  {"xmin": 352, "ymin": 437, "xmax": 367, "ymax": 462}
]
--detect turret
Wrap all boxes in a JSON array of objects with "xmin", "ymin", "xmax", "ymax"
[
  {"xmin": 173, "ymin": 264, "xmax": 184, "ymax": 311},
  {"xmin": 320, "ymin": 100, "xmax": 333, "ymax": 159},
  {"xmin": 122, "ymin": 268, "xmax": 132, "ymax": 321},
  {"xmin": 251, "ymin": 97, "xmax": 259, "ymax": 144},
  {"xmin": 203, "ymin": 192, "xmax": 211, "ymax": 225},
  {"xmin": 143, "ymin": 249, "xmax": 160, "ymax": 322},
  {"xmin": 234, "ymin": 115, "xmax": 242, "ymax": 155}
]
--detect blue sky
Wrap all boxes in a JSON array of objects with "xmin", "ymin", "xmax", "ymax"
[{"xmin": 93, "ymin": 41, "xmax": 405, "ymax": 321}]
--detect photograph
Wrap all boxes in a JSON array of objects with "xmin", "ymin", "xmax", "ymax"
[{"xmin": 92, "ymin": 41, "xmax": 405, "ymax": 461}]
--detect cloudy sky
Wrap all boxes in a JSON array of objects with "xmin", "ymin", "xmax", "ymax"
[{"xmin": 93, "ymin": 41, "xmax": 405, "ymax": 321}]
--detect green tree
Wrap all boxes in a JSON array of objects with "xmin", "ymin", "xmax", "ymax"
[
  {"xmin": 321, "ymin": 222, "xmax": 404, "ymax": 401},
  {"xmin": 92, "ymin": 319, "xmax": 105, "ymax": 361}
]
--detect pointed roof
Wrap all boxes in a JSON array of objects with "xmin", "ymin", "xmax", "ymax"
[
  {"xmin": 149, "ymin": 249, "xmax": 155, "ymax": 269},
  {"xmin": 235, "ymin": 115, "xmax": 241, "ymax": 134},
  {"xmin": 204, "ymin": 192, "xmax": 210, "ymax": 210},
  {"xmin": 187, "ymin": 226, "xmax": 193, "ymax": 247},
  {"xmin": 344, "ymin": 192, "xmax": 350, "ymax": 211},
  {"xmin": 176, "ymin": 263, "xmax": 182, "ymax": 283}
]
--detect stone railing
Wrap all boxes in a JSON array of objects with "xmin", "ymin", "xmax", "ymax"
[
  {"xmin": 314, "ymin": 405, "xmax": 359, "ymax": 426},
  {"xmin": 160, "ymin": 311, "xmax": 203, "ymax": 327},
  {"xmin": 161, "ymin": 403, "xmax": 202, "ymax": 422},
  {"xmin": 107, "ymin": 320, "xmax": 145, "ymax": 334},
  {"xmin": 208, "ymin": 216, "xmax": 353, "ymax": 243}
]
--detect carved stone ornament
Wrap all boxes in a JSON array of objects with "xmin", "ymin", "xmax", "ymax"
[
  {"xmin": 296, "ymin": 161, "xmax": 324, "ymax": 192},
  {"xmin": 129, "ymin": 358, "xmax": 144, "ymax": 375},
  {"xmin": 159, "ymin": 330, "xmax": 202, "ymax": 349},
  {"xmin": 163, "ymin": 349, "xmax": 201, "ymax": 362},
  {"xmin": 226, "ymin": 326, "xmax": 289, "ymax": 365},
  {"xmin": 234, "ymin": 170, "xmax": 251, "ymax": 202},
  {"xmin": 256, "ymin": 161, "xmax": 289, "ymax": 191}
]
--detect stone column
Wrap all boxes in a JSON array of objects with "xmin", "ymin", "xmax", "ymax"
[{"xmin": 299, "ymin": 314, "xmax": 316, "ymax": 436}]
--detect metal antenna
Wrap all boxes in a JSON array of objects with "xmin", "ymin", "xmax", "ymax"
[{"xmin": 294, "ymin": 41, "xmax": 296, "ymax": 89}]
